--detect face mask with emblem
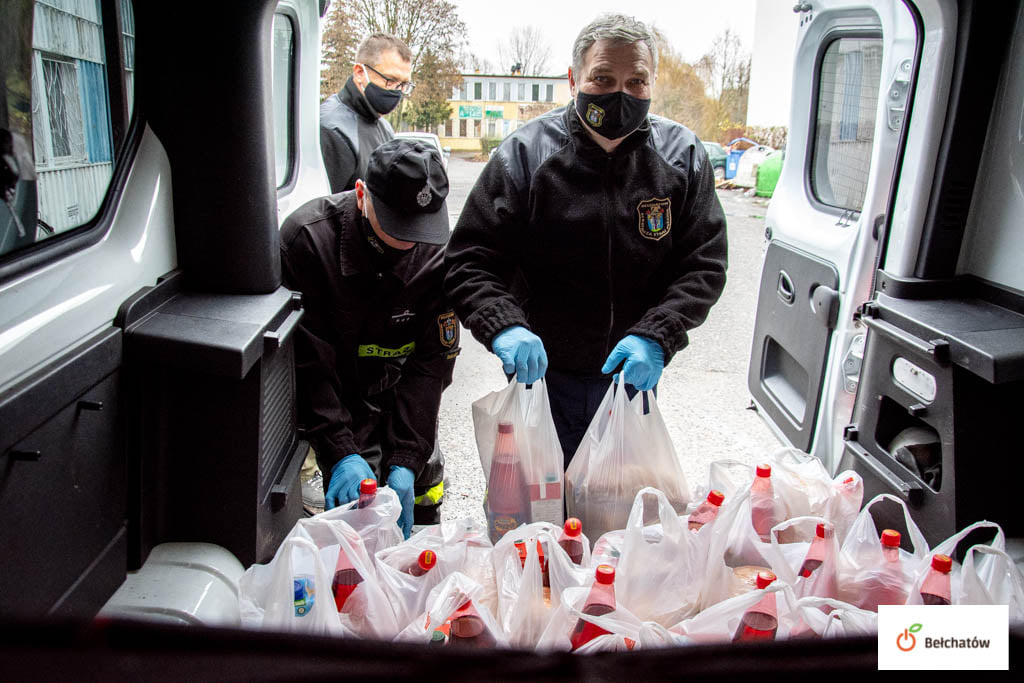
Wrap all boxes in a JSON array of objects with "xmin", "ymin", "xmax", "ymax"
[{"xmin": 574, "ymin": 90, "xmax": 651, "ymax": 140}]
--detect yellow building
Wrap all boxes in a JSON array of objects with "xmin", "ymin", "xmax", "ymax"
[{"xmin": 438, "ymin": 73, "xmax": 571, "ymax": 152}]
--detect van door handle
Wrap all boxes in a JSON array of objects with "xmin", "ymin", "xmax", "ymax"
[
  {"xmin": 777, "ymin": 271, "xmax": 795, "ymax": 305},
  {"xmin": 811, "ymin": 284, "xmax": 840, "ymax": 329}
]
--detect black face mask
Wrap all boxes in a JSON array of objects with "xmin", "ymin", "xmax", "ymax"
[
  {"xmin": 361, "ymin": 215, "xmax": 408, "ymax": 265},
  {"xmin": 363, "ymin": 81, "xmax": 402, "ymax": 116},
  {"xmin": 574, "ymin": 90, "xmax": 651, "ymax": 140}
]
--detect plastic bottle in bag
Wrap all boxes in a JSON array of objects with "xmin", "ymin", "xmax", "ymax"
[
  {"xmin": 750, "ymin": 464, "xmax": 782, "ymax": 542},
  {"xmin": 486, "ymin": 422, "xmax": 529, "ymax": 543},
  {"xmin": 860, "ymin": 529, "xmax": 909, "ymax": 610},
  {"xmin": 405, "ymin": 549, "xmax": 438, "ymax": 577},
  {"xmin": 799, "ymin": 522, "xmax": 833, "ymax": 578},
  {"xmin": 570, "ymin": 565, "xmax": 617, "ymax": 651},
  {"xmin": 514, "ymin": 539, "xmax": 548, "ymax": 583},
  {"xmin": 920, "ymin": 554, "xmax": 953, "ymax": 605},
  {"xmin": 331, "ymin": 547, "xmax": 363, "ymax": 612},
  {"xmin": 357, "ymin": 478, "xmax": 377, "ymax": 509},
  {"xmin": 733, "ymin": 571, "xmax": 778, "ymax": 642},
  {"xmin": 558, "ymin": 518, "xmax": 585, "ymax": 565},
  {"xmin": 448, "ymin": 599, "xmax": 498, "ymax": 648},
  {"xmin": 688, "ymin": 490, "xmax": 725, "ymax": 531}
]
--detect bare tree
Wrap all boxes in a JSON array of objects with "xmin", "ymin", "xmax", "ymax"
[
  {"xmin": 649, "ymin": 30, "xmax": 715, "ymax": 141},
  {"xmin": 695, "ymin": 29, "xmax": 752, "ymax": 134},
  {"xmin": 497, "ymin": 25, "xmax": 552, "ymax": 76}
]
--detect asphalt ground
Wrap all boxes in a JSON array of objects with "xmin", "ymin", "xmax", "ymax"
[{"xmin": 438, "ymin": 152, "xmax": 782, "ymax": 527}]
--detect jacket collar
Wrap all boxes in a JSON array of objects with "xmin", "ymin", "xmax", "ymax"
[
  {"xmin": 564, "ymin": 101, "xmax": 652, "ymax": 160},
  {"xmin": 337, "ymin": 191, "xmax": 417, "ymax": 282},
  {"xmin": 340, "ymin": 76, "xmax": 380, "ymax": 123}
]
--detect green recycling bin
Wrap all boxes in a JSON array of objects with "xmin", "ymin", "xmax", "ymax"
[{"xmin": 755, "ymin": 150, "xmax": 785, "ymax": 197}]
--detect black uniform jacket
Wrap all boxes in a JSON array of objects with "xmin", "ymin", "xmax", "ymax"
[
  {"xmin": 444, "ymin": 104, "xmax": 728, "ymax": 375},
  {"xmin": 319, "ymin": 77, "xmax": 394, "ymax": 193},
  {"xmin": 280, "ymin": 191, "xmax": 459, "ymax": 479}
]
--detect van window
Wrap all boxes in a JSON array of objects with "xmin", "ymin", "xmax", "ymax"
[
  {"xmin": 271, "ymin": 13, "xmax": 295, "ymax": 188},
  {"xmin": 810, "ymin": 36, "xmax": 883, "ymax": 212},
  {"xmin": 1, "ymin": 0, "xmax": 135, "ymax": 259}
]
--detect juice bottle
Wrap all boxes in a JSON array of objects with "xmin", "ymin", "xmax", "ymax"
[
  {"xmin": 860, "ymin": 529, "xmax": 909, "ymax": 610},
  {"xmin": 448, "ymin": 599, "xmax": 498, "ymax": 648},
  {"xmin": 357, "ymin": 478, "xmax": 377, "ymax": 509},
  {"xmin": 733, "ymin": 571, "xmax": 778, "ymax": 642},
  {"xmin": 570, "ymin": 565, "xmax": 617, "ymax": 651},
  {"xmin": 486, "ymin": 421, "xmax": 529, "ymax": 543},
  {"xmin": 750, "ymin": 464, "xmax": 781, "ymax": 542},
  {"xmin": 688, "ymin": 490, "xmax": 725, "ymax": 531},
  {"xmin": 920, "ymin": 553, "xmax": 953, "ymax": 605},
  {"xmin": 558, "ymin": 518, "xmax": 585, "ymax": 565},
  {"xmin": 798, "ymin": 522, "xmax": 833, "ymax": 578},
  {"xmin": 405, "ymin": 549, "xmax": 438, "ymax": 577},
  {"xmin": 331, "ymin": 547, "xmax": 363, "ymax": 612}
]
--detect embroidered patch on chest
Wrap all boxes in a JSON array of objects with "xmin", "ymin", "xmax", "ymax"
[
  {"xmin": 437, "ymin": 311, "xmax": 458, "ymax": 348},
  {"xmin": 637, "ymin": 197, "xmax": 672, "ymax": 241}
]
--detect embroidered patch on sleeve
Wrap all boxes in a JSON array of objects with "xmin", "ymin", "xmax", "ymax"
[{"xmin": 438, "ymin": 311, "xmax": 458, "ymax": 348}]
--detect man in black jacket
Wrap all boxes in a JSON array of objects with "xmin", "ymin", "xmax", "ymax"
[
  {"xmin": 444, "ymin": 13, "xmax": 728, "ymax": 467},
  {"xmin": 320, "ymin": 33, "xmax": 414, "ymax": 193},
  {"xmin": 282, "ymin": 139, "xmax": 457, "ymax": 536}
]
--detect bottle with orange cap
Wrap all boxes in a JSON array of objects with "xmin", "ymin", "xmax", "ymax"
[
  {"xmin": 688, "ymin": 490, "xmax": 725, "ymax": 532},
  {"xmin": 331, "ymin": 547, "xmax": 364, "ymax": 612},
  {"xmin": 750, "ymin": 464, "xmax": 781, "ymax": 542},
  {"xmin": 798, "ymin": 522, "xmax": 834, "ymax": 578},
  {"xmin": 856, "ymin": 529, "xmax": 910, "ymax": 610},
  {"xmin": 448, "ymin": 598, "xmax": 498, "ymax": 648},
  {"xmin": 486, "ymin": 421, "xmax": 529, "ymax": 543},
  {"xmin": 405, "ymin": 549, "xmax": 438, "ymax": 577},
  {"xmin": 733, "ymin": 570, "xmax": 779, "ymax": 642},
  {"xmin": 920, "ymin": 554, "xmax": 953, "ymax": 605},
  {"xmin": 356, "ymin": 478, "xmax": 377, "ymax": 509},
  {"xmin": 558, "ymin": 518, "xmax": 585, "ymax": 565},
  {"xmin": 570, "ymin": 565, "xmax": 618, "ymax": 651}
]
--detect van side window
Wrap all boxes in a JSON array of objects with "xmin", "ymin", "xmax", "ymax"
[
  {"xmin": 1, "ymin": 0, "xmax": 135, "ymax": 259},
  {"xmin": 271, "ymin": 13, "xmax": 295, "ymax": 189},
  {"xmin": 811, "ymin": 36, "xmax": 883, "ymax": 212}
]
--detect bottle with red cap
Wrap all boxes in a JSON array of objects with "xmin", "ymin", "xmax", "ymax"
[
  {"xmin": 486, "ymin": 421, "xmax": 530, "ymax": 543},
  {"xmin": 570, "ymin": 565, "xmax": 618, "ymax": 651},
  {"xmin": 798, "ymin": 522, "xmax": 834, "ymax": 578},
  {"xmin": 860, "ymin": 529, "xmax": 909, "ymax": 610},
  {"xmin": 688, "ymin": 490, "xmax": 725, "ymax": 531},
  {"xmin": 750, "ymin": 464, "xmax": 781, "ymax": 542},
  {"xmin": 357, "ymin": 478, "xmax": 377, "ymax": 509},
  {"xmin": 558, "ymin": 518, "xmax": 585, "ymax": 565},
  {"xmin": 448, "ymin": 599, "xmax": 498, "ymax": 648},
  {"xmin": 920, "ymin": 554, "xmax": 953, "ymax": 605},
  {"xmin": 513, "ymin": 538, "xmax": 548, "ymax": 585},
  {"xmin": 733, "ymin": 571, "xmax": 779, "ymax": 642},
  {"xmin": 331, "ymin": 547, "xmax": 364, "ymax": 612},
  {"xmin": 405, "ymin": 549, "xmax": 438, "ymax": 577}
]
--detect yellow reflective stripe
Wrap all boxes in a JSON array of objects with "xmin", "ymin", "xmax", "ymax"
[
  {"xmin": 357, "ymin": 341, "xmax": 416, "ymax": 358},
  {"xmin": 414, "ymin": 480, "xmax": 444, "ymax": 506}
]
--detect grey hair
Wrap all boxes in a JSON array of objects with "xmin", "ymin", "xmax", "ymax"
[
  {"xmin": 355, "ymin": 33, "xmax": 413, "ymax": 66},
  {"xmin": 571, "ymin": 14, "xmax": 658, "ymax": 78}
]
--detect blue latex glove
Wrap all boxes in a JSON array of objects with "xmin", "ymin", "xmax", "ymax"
[
  {"xmin": 387, "ymin": 465, "xmax": 416, "ymax": 539},
  {"xmin": 601, "ymin": 335, "xmax": 665, "ymax": 391},
  {"xmin": 326, "ymin": 454, "xmax": 375, "ymax": 510},
  {"xmin": 491, "ymin": 325, "xmax": 547, "ymax": 384}
]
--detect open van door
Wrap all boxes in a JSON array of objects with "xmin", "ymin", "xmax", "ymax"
[{"xmin": 748, "ymin": 0, "xmax": 929, "ymax": 474}]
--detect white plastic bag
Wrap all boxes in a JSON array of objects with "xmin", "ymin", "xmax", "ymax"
[
  {"xmin": 787, "ymin": 596, "xmax": 878, "ymax": 638},
  {"xmin": 615, "ymin": 488, "xmax": 705, "ymax": 626},
  {"xmin": 566, "ymin": 378, "xmax": 689, "ymax": 543},
  {"xmin": 419, "ymin": 518, "xmax": 499, "ymax": 617},
  {"xmin": 492, "ymin": 522, "xmax": 558, "ymax": 648},
  {"xmin": 766, "ymin": 516, "xmax": 840, "ymax": 602},
  {"xmin": 961, "ymin": 545, "xmax": 1024, "ymax": 623},
  {"xmin": 906, "ymin": 520, "xmax": 1005, "ymax": 607},
  {"xmin": 472, "ymin": 380, "xmax": 565, "ymax": 540},
  {"xmin": 375, "ymin": 532, "xmax": 457, "ymax": 631},
  {"xmin": 536, "ymin": 584, "xmax": 643, "ymax": 653},
  {"xmin": 836, "ymin": 493, "xmax": 929, "ymax": 611},
  {"xmin": 311, "ymin": 485, "xmax": 404, "ymax": 559},
  {"xmin": 673, "ymin": 580, "xmax": 799, "ymax": 644},
  {"xmin": 395, "ymin": 571, "xmax": 507, "ymax": 648}
]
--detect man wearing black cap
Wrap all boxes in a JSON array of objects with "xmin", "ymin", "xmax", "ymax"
[{"xmin": 280, "ymin": 139, "xmax": 457, "ymax": 537}]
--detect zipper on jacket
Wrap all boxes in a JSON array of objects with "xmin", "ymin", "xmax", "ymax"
[{"xmin": 603, "ymin": 153, "xmax": 615, "ymax": 358}]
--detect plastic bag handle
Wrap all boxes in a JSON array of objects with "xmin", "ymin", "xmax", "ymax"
[
  {"xmin": 770, "ymin": 446, "xmax": 815, "ymax": 467},
  {"xmin": 857, "ymin": 492, "xmax": 929, "ymax": 558},
  {"xmin": 962, "ymin": 544, "xmax": 1024, "ymax": 604},
  {"xmin": 768, "ymin": 515, "xmax": 830, "ymax": 585},
  {"xmin": 625, "ymin": 486, "xmax": 687, "ymax": 538},
  {"xmin": 929, "ymin": 520, "xmax": 1005, "ymax": 565}
]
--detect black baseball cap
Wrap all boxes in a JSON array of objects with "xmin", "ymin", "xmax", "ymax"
[{"xmin": 365, "ymin": 138, "xmax": 450, "ymax": 245}]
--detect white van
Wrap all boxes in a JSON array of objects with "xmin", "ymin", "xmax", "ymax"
[{"xmin": 0, "ymin": 0, "xmax": 1019, "ymax": 669}]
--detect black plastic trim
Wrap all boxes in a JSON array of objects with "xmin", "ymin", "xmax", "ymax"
[{"xmin": 273, "ymin": 7, "xmax": 300, "ymax": 196}]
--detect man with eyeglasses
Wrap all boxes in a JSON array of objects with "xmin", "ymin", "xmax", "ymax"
[{"xmin": 320, "ymin": 33, "xmax": 416, "ymax": 194}]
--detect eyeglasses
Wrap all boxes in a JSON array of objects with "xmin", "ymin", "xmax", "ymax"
[{"xmin": 359, "ymin": 63, "xmax": 415, "ymax": 95}]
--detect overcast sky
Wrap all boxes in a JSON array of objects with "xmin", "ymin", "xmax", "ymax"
[{"xmin": 451, "ymin": 0, "xmax": 758, "ymax": 74}]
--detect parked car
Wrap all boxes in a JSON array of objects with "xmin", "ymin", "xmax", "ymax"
[
  {"xmin": 702, "ymin": 141, "xmax": 727, "ymax": 181},
  {"xmin": 394, "ymin": 131, "xmax": 451, "ymax": 169}
]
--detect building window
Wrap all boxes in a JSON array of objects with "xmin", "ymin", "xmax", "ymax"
[
  {"xmin": 459, "ymin": 119, "xmax": 467, "ymax": 137},
  {"xmin": 546, "ymin": 84, "xmax": 553, "ymax": 102},
  {"xmin": 39, "ymin": 56, "xmax": 86, "ymax": 162},
  {"xmin": 472, "ymin": 119, "xmax": 480, "ymax": 137},
  {"xmin": 503, "ymin": 82, "xmax": 511, "ymax": 101},
  {"xmin": 445, "ymin": 118, "xmax": 453, "ymax": 137},
  {"xmin": 474, "ymin": 82, "xmax": 482, "ymax": 99},
  {"xmin": 487, "ymin": 120, "xmax": 496, "ymax": 137},
  {"xmin": 532, "ymin": 84, "xmax": 539, "ymax": 102},
  {"xmin": 488, "ymin": 82, "xmax": 496, "ymax": 100},
  {"xmin": 461, "ymin": 81, "xmax": 469, "ymax": 100},
  {"xmin": 517, "ymin": 82, "xmax": 525, "ymax": 100}
]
